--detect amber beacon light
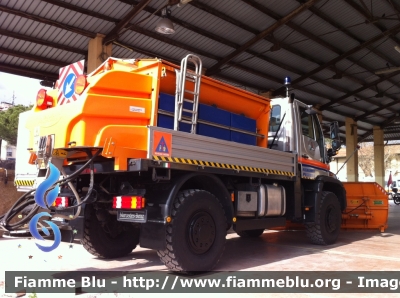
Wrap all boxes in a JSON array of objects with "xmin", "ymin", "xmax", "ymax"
[{"xmin": 74, "ymin": 75, "xmax": 88, "ymax": 95}]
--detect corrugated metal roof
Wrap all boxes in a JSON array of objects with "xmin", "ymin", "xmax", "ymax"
[{"xmin": 1, "ymin": 0, "xmax": 400, "ymax": 142}]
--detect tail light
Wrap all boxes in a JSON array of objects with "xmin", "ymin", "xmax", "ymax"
[
  {"xmin": 52, "ymin": 197, "xmax": 69, "ymax": 207},
  {"xmin": 113, "ymin": 196, "xmax": 145, "ymax": 209},
  {"xmin": 74, "ymin": 75, "xmax": 87, "ymax": 95},
  {"xmin": 36, "ymin": 89, "xmax": 54, "ymax": 110}
]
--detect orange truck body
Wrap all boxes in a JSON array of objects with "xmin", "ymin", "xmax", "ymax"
[{"xmin": 27, "ymin": 58, "xmax": 270, "ymax": 171}]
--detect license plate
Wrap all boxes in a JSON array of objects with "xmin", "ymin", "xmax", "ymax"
[{"xmin": 117, "ymin": 210, "xmax": 147, "ymax": 223}]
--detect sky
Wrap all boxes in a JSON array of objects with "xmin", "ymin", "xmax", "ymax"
[{"xmin": 0, "ymin": 72, "xmax": 44, "ymax": 106}]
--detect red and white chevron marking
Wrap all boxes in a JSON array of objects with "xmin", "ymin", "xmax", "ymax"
[{"xmin": 58, "ymin": 60, "xmax": 84, "ymax": 105}]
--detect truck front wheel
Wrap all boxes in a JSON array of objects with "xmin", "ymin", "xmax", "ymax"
[
  {"xmin": 305, "ymin": 191, "xmax": 341, "ymax": 245},
  {"xmin": 81, "ymin": 205, "xmax": 140, "ymax": 258},
  {"xmin": 157, "ymin": 189, "xmax": 227, "ymax": 272}
]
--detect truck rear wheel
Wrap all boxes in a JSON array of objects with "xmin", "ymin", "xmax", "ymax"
[
  {"xmin": 157, "ymin": 189, "xmax": 227, "ymax": 272},
  {"xmin": 305, "ymin": 191, "xmax": 341, "ymax": 245},
  {"xmin": 81, "ymin": 205, "xmax": 139, "ymax": 258},
  {"xmin": 236, "ymin": 229, "xmax": 265, "ymax": 238}
]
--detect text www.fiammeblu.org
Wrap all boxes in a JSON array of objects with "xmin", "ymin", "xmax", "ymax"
[
  {"xmin": 118, "ymin": 275, "xmax": 400, "ymax": 291},
  {"xmin": 14, "ymin": 275, "xmax": 400, "ymax": 291}
]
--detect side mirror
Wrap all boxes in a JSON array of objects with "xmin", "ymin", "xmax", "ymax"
[
  {"xmin": 327, "ymin": 121, "xmax": 341, "ymax": 158},
  {"xmin": 330, "ymin": 122, "xmax": 340, "ymax": 140},
  {"xmin": 331, "ymin": 140, "xmax": 341, "ymax": 152}
]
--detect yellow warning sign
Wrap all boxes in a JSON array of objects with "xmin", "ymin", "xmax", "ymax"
[{"xmin": 52, "ymin": 149, "xmax": 68, "ymax": 158}]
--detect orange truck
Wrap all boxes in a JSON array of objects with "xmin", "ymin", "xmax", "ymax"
[{"xmin": 8, "ymin": 54, "xmax": 387, "ymax": 272}]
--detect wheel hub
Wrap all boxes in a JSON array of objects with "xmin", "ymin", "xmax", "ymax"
[
  {"xmin": 188, "ymin": 211, "xmax": 216, "ymax": 254},
  {"xmin": 326, "ymin": 205, "xmax": 338, "ymax": 233}
]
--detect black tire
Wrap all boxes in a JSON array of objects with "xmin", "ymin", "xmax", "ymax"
[
  {"xmin": 236, "ymin": 229, "xmax": 265, "ymax": 238},
  {"xmin": 394, "ymin": 194, "xmax": 400, "ymax": 205},
  {"xmin": 81, "ymin": 205, "xmax": 139, "ymax": 258},
  {"xmin": 157, "ymin": 189, "xmax": 227, "ymax": 272},
  {"xmin": 305, "ymin": 191, "xmax": 341, "ymax": 245}
]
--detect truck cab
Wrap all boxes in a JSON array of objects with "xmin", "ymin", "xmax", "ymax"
[{"xmin": 269, "ymin": 96, "xmax": 341, "ymax": 180}]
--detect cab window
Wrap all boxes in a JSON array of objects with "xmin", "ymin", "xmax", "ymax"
[
  {"xmin": 269, "ymin": 105, "xmax": 281, "ymax": 132},
  {"xmin": 300, "ymin": 107, "xmax": 314, "ymax": 139}
]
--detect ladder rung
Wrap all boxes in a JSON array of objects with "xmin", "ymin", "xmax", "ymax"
[
  {"xmin": 183, "ymin": 98, "xmax": 194, "ymax": 103},
  {"xmin": 180, "ymin": 119, "xmax": 193, "ymax": 124},
  {"xmin": 182, "ymin": 109, "xmax": 195, "ymax": 113},
  {"xmin": 185, "ymin": 90, "xmax": 199, "ymax": 95},
  {"xmin": 186, "ymin": 73, "xmax": 200, "ymax": 78}
]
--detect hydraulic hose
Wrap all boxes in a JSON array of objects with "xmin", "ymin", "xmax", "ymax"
[{"xmin": 0, "ymin": 148, "xmax": 102, "ymax": 231}]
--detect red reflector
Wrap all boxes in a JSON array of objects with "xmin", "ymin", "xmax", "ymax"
[
  {"xmin": 113, "ymin": 196, "xmax": 145, "ymax": 209},
  {"xmin": 53, "ymin": 197, "xmax": 69, "ymax": 207}
]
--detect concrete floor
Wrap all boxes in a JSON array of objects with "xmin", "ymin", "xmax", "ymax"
[{"xmin": 0, "ymin": 201, "xmax": 399, "ymax": 297}]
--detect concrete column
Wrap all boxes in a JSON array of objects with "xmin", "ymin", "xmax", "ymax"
[
  {"xmin": 345, "ymin": 118, "xmax": 358, "ymax": 182},
  {"xmin": 87, "ymin": 33, "xmax": 112, "ymax": 73},
  {"xmin": 373, "ymin": 126, "xmax": 385, "ymax": 187}
]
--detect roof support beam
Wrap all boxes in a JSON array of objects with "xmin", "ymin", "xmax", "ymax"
[
  {"xmin": 0, "ymin": 29, "xmax": 87, "ymax": 56},
  {"xmin": 0, "ymin": 4, "xmax": 95, "ymax": 38},
  {"xmin": 113, "ymin": 38, "xmax": 379, "ymax": 123},
  {"xmin": 355, "ymin": 97, "xmax": 400, "ymax": 122},
  {"xmin": 205, "ymin": 0, "xmax": 320, "ymax": 76},
  {"xmin": 0, "ymin": 63, "xmax": 58, "ymax": 81},
  {"xmin": 386, "ymin": 0, "xmax": 400, "ymax": 20},
  {"xmin": 1, "ymin": 0, "xmax": 383, "ymax": 123},
  {"xmin": 358, "ymin": 117, "xmax": 400, "ymax": 142},
  {"xmin": 246, "ymin": 0, "xmax": 397, "ymax": 72},
  {"xmin": 273, "ymin": 22, "xmax": 400, "ymax": 95},
  {"xmin": 103, "ymin": 0, "xmax": 152, "ymax": 45},
  {"xmin": 41, "ymin": 0, "xmax": 117, "ymax": 23},
  {"xmin": 187, "ymin": 1, "xmax": 397, "ymax": 113},
  {"xmin": 117, "ymin": 2, "xmax": 377, "ymax": 109},
  {"xmin": 242, "ymin": 0, "xmax": 398, "ymax": 112},
  {"xmin": 0, "ymin": 47, "xmax": 67, "ymax": 67},
  {"xmin": 117, "ymin": 0, "xmax": 391, "ymax": 114},
  {"xmin": 345, "ymin": 0, "xmax": 400, "ymax": 45},
  {"xmin": 305, "ymin": 3, "xmax": 399, "ymax": 66},
  {"xmin": 42, "ymin": 0, "xmax": 387, "ymax": 114},
  {"xmin": 320, "ymin": 71, "xmax": 400, "ymax": 110}
]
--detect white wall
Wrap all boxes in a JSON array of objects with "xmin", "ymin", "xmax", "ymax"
[{"xmin": 1, "ymin": 140, "xmax": 16, "ymax": 160}]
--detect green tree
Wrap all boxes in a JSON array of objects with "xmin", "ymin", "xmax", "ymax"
[{"xmin": 0, "ymin": 105, "xmax": 32, "ymax": 154}]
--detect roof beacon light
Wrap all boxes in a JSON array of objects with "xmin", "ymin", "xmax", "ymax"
[
  {"xmin": 36, "ymin": 89, "xmax": 54, "ymax": 110},
  {"xmin": 284, "ymin": 76, "xmax": 291, "ymax": 98},
  {"xmin": 74, "ymin": 75, "xmax": 87, "ymax": 95}
]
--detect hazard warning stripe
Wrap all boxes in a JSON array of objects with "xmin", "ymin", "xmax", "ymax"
[
  {"xmin": 14, "ymin": 180, "xmax": 35, "ymax": 187},
  {"xmin": 152, "ymin": 156, "xmax": 295, "ymax": 177}
]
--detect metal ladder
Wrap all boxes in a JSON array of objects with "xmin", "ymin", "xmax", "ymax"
[{"xmin": 174, "ymin": 54, "xmax": 202, "ymax": 133}]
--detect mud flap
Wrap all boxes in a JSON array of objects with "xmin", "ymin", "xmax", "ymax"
[
  {"xmin": 139, "ymin": 221, "xmax": 166, "ymax": 250},
  {"xmin": 59, "ymin": 216, "xmax": 84, "ymax": 242}
]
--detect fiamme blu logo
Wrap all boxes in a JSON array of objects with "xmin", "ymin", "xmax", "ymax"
[{"xmin": 28, "ymin": 162, "xmax": 62, "ymax": 252}]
